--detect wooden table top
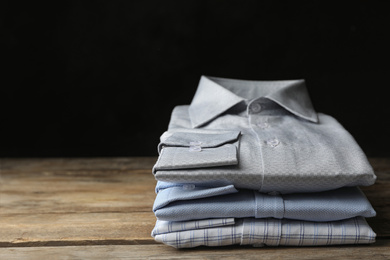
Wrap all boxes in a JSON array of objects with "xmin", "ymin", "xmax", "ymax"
[{"xmin": 0, "ymin": 157, "xmax": 389, "ymax": 259}]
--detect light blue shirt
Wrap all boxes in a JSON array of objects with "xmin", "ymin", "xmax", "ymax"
[{"xmin": 153, "ymin": 182, "xmax": 376, "ymax": 222}]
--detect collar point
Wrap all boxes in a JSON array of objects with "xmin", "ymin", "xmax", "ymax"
[{"xmin": 306, "ymin": 114, "xmax": 319, "ymax": 124}]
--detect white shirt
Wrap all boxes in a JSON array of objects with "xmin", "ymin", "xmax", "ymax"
[{"xmin": 153, "ymin": 76, "xmax": 376, "ymax": 193}]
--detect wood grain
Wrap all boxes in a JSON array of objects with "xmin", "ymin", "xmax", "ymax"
[
  {"xmin": 0, "ymin": 158, "xmax": 158, "ymax": 247},
  {"xmin": 0, "ymin": 157, "xmax": 389, "ymax": 259}
]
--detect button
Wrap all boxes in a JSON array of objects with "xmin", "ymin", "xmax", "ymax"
[
  {"xmin": 189, "ymin": 141, "xmax": 202, "ymax": 152},
  {"xmin": 265, "ymin": 138, "xmax": 280, "ymax": 148},
  {"xmin": 183, "ymin": 184, "xmax": 196, "ymax": 190},
  {"xmin": 189, "ymin": 145, "xmax": 202, "ymax": 152},
  {"xmin": 250, "ymin": 103, "xmax": 262, "ymax": 113},
  {"xmin": 256, "ymin": 122, "xmax": 269, "ymax": 129}
]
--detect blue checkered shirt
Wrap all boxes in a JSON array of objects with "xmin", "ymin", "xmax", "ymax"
[{"xmin": 152, "ymin": 217, "xmax": 376, "ymax": 248}]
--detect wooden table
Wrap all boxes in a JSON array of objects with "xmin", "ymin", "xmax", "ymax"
[{"xmin": 1, "ymin": 157, "xmax": 389, "ymax": 259}]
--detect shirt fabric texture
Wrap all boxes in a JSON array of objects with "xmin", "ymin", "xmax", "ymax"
[
  {"xmin": 153, "ymin": 76, "xmax": 376, "ymax": 194},
  {"xmin": 150, "ymin": 76, "xmax": 377, "ymax": 248},
  {"xmin": 153, "ymin": 184, "xmax": 376, "ymax": 222},
  {"xmin": 152, "ymin": 217, "xmax": 376, "ymax": 248}
]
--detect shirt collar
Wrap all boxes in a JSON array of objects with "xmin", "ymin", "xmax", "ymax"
[{"xmin": 189, "ymin": 75, "xmax": 319, "ymax": 128}]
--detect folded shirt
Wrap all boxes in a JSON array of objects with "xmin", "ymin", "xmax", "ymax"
[
  {"xmin": 152, "ymin": 217, "xmax": 376, "ymax": 248},
  {"xmin": 153, "ymin": 76, "xmax": 376, "ymax": 193},
  {"xmin": 153, "ymin": 183, "xmax": 376, "ymax": 222}
]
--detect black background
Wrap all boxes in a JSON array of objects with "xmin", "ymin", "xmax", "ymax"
[{"xmin": 2, "ymin": 1, "xmax": 390, "ymax": 157}]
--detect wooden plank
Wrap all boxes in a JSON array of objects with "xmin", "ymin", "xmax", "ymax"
[
  {"xmin": 0, "ymin": 157, "xmax": 389, "ymax": 249},
  {"xmin": 0, "ymin": 158, "xmax": 158, "ymax": 246},
  {"xmin": 0, "ymin": 169, "xmax": 157, "ymax": 214},
  {"xmin": 0, "ymin": 212, "xmax": 157, "ymax": 247},
  {"xmin": 0, "ymin": 240, "xmax": 389, "ymax": 260}
]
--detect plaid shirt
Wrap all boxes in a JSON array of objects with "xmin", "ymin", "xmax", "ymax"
[{"xmin": 152, "ymin": 217, "xmax": 376, "ymax": 248}]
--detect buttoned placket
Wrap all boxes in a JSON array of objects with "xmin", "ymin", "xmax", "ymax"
[
  {"xmin": 247, "ymin": 99, "xmax": 265, "ymax": 192},
  {"xmin": 248, "ymin": 100, "xmax": 281, "ymax": 147},
  {"xmin": 247, "ymin": 99, "xmax": 282, "ymax": 192}
]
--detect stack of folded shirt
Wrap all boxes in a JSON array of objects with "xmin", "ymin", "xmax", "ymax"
[{"xmin": 150, "ymin": 76, "xmax": 377, "ymax": 248}]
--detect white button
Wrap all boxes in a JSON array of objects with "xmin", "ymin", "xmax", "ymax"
[
  {"xmin": 265, "ymin": 138, "xmax": 280, "ymax": 148},
  {"xmin": 189, "ymin": 141, "xmax": 202, "ymax": 152},
  {"xmin": 250, "ymin": 103, "xmax": 262, "ymax": 113},
  {"xmin": 183, "ymin": 184, "xmax": 196, "ymax": 190},
  {"xmin": 189, "ymin": 145, "xmax": 202, "ymax": 152},
  {"xmin": 256, "ymin": 122, "xmax": 269, "ymax": 129}
]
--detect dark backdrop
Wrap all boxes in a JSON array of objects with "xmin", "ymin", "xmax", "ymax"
[{"xmin": 2, "ymin": 1, "xmax": 390, "ymax": 157}]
